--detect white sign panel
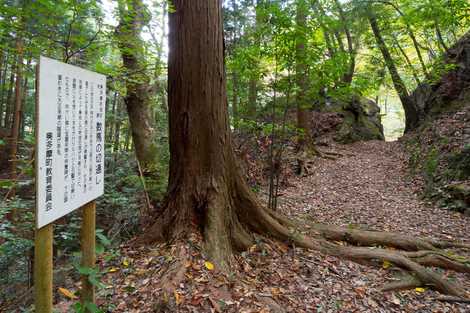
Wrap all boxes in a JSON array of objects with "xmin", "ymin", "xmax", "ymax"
[{"xmin": 36, "ymin": 56, "xmax": 106, "ymax": 228}]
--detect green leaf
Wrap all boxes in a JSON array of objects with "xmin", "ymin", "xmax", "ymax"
[
  {"xmin": 85, "ymin": 302, "xmax": 103, "ymax": 313},
  {"xmin": 78, "ymin": 266, "xmax": 95, "ymax": 275},
  {"xmin": 95, "ymin": 244, "xmax": 105, "ymax": 255},
  {"xmin": 96, "ymin": 231, "xmax": 111, "ymax": 246}
]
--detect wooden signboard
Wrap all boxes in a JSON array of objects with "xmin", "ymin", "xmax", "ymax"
[{"xmin": 35, "ymin": 56, "xmax": 106, "ymax": 312}]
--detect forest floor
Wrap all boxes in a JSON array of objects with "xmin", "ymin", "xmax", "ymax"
[{"xmin": 74, "ymin": 140, "xmax": 470, "ymax": 313}]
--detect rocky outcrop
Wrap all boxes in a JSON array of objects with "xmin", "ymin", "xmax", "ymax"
[
  {"xmin": 334, "ymin": 96, "xmax": 385, "ymax": 143},
  {"xmin": 412, "ymin": 32, "xmax": 470, "ymax": 122},
  {"xmin": 311, "ymin": 95, "xmax": 385, "ymax": 144},
  {"xmin": 406, "ymin": 32, "xmax": 470, "ymax": 213}
]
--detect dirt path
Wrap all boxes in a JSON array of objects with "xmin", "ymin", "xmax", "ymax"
[
  {"xmin": 281, "ymin": 140, "xmax": 469, "ymax": 243},
  {"xmin": 106, "ymin": 140, "xmax": 470, "ymax": 313},
  {"xmin": 271, "ymin": 140, "xmax": 470, "ymax": 312}
]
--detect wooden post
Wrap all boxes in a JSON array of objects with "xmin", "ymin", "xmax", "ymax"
[
  {"xmin": 34, "ymin": 225, "xmax": 53, "ymax": 313},
  {"xmin": 80, "ymin": 200, "xmax": 96, "ymax": 310},
  {"xmin": 34, "ymin": 61, "xmax": 54, "ymax": 313}
]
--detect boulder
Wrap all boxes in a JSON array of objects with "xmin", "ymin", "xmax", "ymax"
[{"xmin": 329, "ymin": 95, "xmax": 385, "ymax": 143}]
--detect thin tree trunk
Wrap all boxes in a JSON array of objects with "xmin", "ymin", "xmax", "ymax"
[
  {"xmin": 116, "ymin": 0, "xmax": 158, "ymax": 173},
  {"xmin": 313, "ymin": 2, "xmax": 336, "ymax": 58},
  {"xmin": 409, "ymin": 31, "xmax": 429, "ymax": 80},
  {"xmin": 4, "ymin": 58, "xmax": 17, "ymax": 130},
  {"xmin": 19, "ymin": 56, "xmax": 30, "ymax": 139},
  {"xmin": 334, "ymin": 31, "xmax": 346, "ymax": 53},
  {"xmin": 113, "ymin": 97, "xmax": 122, "ymax": 155},
  {"xmin": 9, "ymin": 37, "xmax": 24, "ymax": 199},
  {"xmin": 0, "ymin": 49, "xmax": 4, "ymax": 122},
  {"xmin": 0, "ymin": 50, "xmax": 4, "ymax": 123},
  {"xmin": 379, "ymin": 0, "xmax": 431, "ymax": 80},
  {"xmin": 247, "ymin": 79, "xmax": 257, "ymax": 117},
  {"xmin": 246, "ymin": 0, "xmax": 265, "ymax": 118},
  {"xmin": 231, "ymin": 0, "xmax": 239, "ymax": 130},
  {"xmin": 435, "ymin": 23, "xmax": 449, "ymax": 53},
  {"xmin": 334, "ymin": 0, "xmax": 355, "ymax": 85},
  {"xmin": 108, "ymin": 91, "xmax": 117, "ymax": 143},
  {"xmin": 296, "ymin": 0, "xmax": 313, "ymax": 150},
  {"xmin": 124, "ymin": 126, "xmax": 131, "ymax": 152},
  {"xmin": 394, "ymin": 39, "xmax": 420, "ymax": 85},
  {"xmin": 368, "ymin": 13, "xmax": 418, "ymax": 131}
]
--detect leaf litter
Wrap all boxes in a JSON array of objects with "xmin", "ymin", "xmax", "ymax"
[{"xmin": 95, "ymin": 140, "xmax": 469, "ymax": 312}]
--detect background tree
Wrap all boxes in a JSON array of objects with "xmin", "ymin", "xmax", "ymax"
[{"xmin": 116, "ymin": 0, "xmax": 159, "ymax": 175}]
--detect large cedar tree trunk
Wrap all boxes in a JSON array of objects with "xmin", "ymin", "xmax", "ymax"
[
  {"xmin": 144, "ymin": 0, "xmax": 288, "ymax": 268},
  {"xmin": 143, "ymin": 1, "xmax": 470, "ymax": 297}
]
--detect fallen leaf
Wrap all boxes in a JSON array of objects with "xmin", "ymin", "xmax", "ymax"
[
  {"xmin": 58, "ymin": 287, "xmax": 78, "ymax": 300},
  {"xmin": 204, "ymin": 261, "xmax": 215, "ymax": 271},
  {"xmin": 382, "ymin": 260, "xmax": 392, "ymax": 269},
  {"xmin": 415, "ymin": 287, "xmax": 426, "ymax": 293},
  {"xmin": 174, "ymin": 290, "xmax": 183, "ymax": 305}
]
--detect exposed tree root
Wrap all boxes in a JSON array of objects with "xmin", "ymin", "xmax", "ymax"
[
  {"xmin": 310, "ymin": 223, "xmax": 470, "ymax": 251},
  {"xmin": 403, "ymin": 250, "xmax": 470, "ymax": 273},
  {"xmin": 435, "ymin": 296, "xmax": 470, "ymax": 303},
  {"xmin": 381, "ymin": 275, "xmax": 422, "ymax": 292},
  {"xmin": 143, "ymin": 159, "xmax": 469, "ymax": 298}
]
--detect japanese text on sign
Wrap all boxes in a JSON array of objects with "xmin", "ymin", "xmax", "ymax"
[{"xmin": 36, "ymin": 56, "xmax": 106, "ymax": 228}]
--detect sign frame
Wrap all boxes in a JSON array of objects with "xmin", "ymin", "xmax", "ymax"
[
  {"xmin": 34, "ymin": 56, "xmax": 106, "ymax": 313},
  {"xmin": 35, "ymin": 56, "xmax": 106, "ymax": 229}
]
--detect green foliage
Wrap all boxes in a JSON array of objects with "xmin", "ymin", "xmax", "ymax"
[{"xmin": 0, "ymin": 198, "xmax": 34, "ymax": 304}]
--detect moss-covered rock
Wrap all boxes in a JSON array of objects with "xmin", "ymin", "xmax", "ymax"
[
  {"xmin": 404, "ymin": 32, "xmax": 470, "ymax": 214},
  {"xmin": 331, "ymin": 96, "xmax": 385, "ymax": 144},
  {"xmin": 411, "ymin": 31, "xmax": 470, "ymax": 123}
]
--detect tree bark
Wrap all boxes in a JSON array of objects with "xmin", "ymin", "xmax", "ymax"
[
  {"xmin": 0, "ymin": 52, "xmax": 8, "ymax": 123},
  {"xmin": 0, "ymin": 49, "xmax": 4, "ymax": 121},
  {"xmin": 108, "ymin": 91, "xmax": 118, "ymax": 143},
  {"xmin": 124, "ymin": 126, "xmax": 131, "ymax": 152},
  {"xmin": 246, "ymin": 0, "xmax": 265, "ymax": 118},
  {"xmin": 144, "ymin": 0, "xmax": 274, "ymax": 268},
  {"xmin": 230, "ymin": 0, "xmax": 239, "ymax": 130},
  {"xmin": 435, "ymin": 23, "xmax": 449, "ymax": 53},
  {"xmin": 19, "ymin": 56, "xmax": 30, "ymax": 140},
  {"xmin": 334, "ymin": 0, "xmax": 356, "ymax": 85},
  {"xmin": 113, "ymin": 95, "xmax": 122, "ymax": 154},
  {"xmin": 368, "ymin": 13, "xmax": 419, "ymax": 132},
  {"xmin": 408, "ymin": 30, "xmax": 430, "ymax": 80},
  {"xmin": 296, "ymin": 0, "xmax": 313, "ymax": 150},
  {"xmin": 116, "ymin": 0, "xmax": 158, "ymax": 173},
  {"xmin": 4, "ymin": 58, "xmax": 17, "ymax": 130},
  {"xmin": 394, "ymin": 39, "xmax": 420, "ymax": 85},
  {"xmin": 9, "ymin": 37, "xmax": 24, "ymax": 199}
]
